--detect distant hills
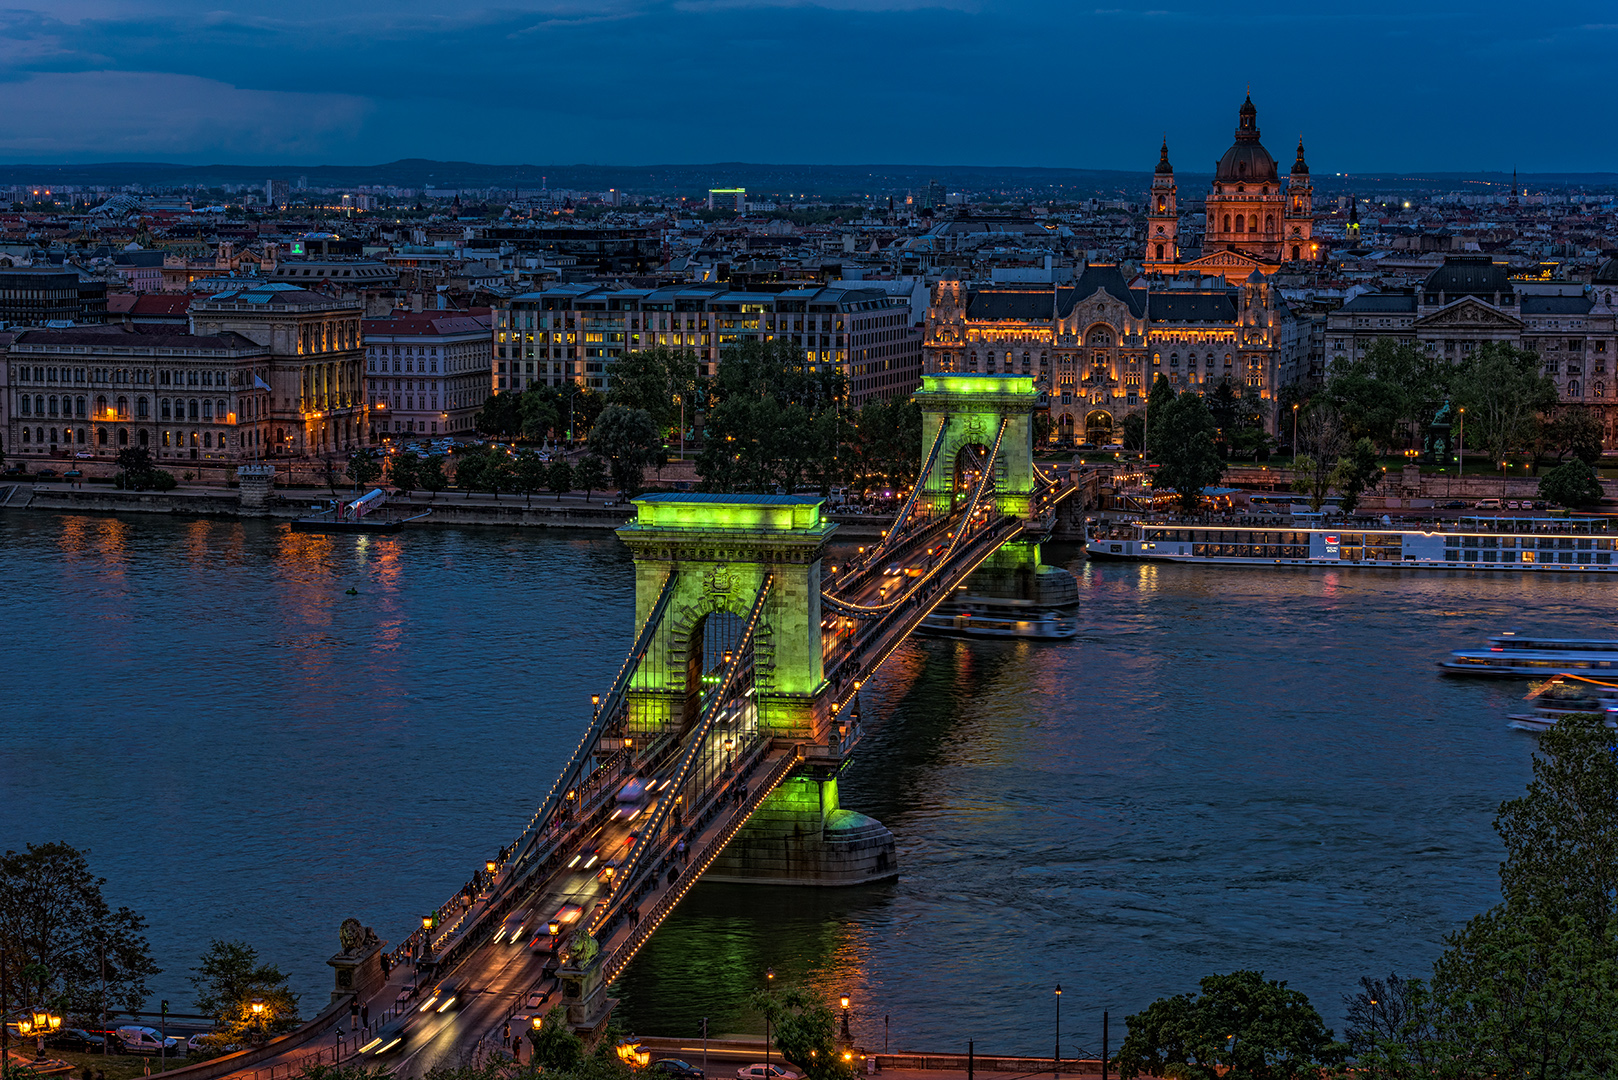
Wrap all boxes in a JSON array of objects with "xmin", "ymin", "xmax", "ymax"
[{"xmin": 1, "ymin": 159, "xmax": 1615, "ymax": 197}]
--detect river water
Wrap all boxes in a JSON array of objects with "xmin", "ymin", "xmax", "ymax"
[{"xmin": 3, "ymin": 512, "xmax": 1603, "ymax": 1055}]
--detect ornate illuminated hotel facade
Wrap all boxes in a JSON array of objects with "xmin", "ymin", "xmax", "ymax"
[
  {"xmin": 924, "ymin": 265, "xmax": 1303, "ymax": 445},
  {"xmin": 1145, "ymin": 95, "xmax": 1319, "ymax": 282}
]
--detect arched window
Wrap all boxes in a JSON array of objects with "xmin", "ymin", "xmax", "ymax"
[
  {"xmin": 189, "ymin": 399, "xmax": 199, "ymax": 420},
  {"xmin": 202, "ymin": 400, "xmax": 214, "ymax": 420},
  {"xmin": 1569, "ymin": 380, "xmax": 1582, "ymax": 397},
  {"xmin": 138, "ymin": 429, "xmax": 148, "ymax": 447},
  {"xmin": 34, "ymin": 395, "xmax": 43, "ymax": 416},
  {"xmin": 1156, "ymin": 243, "xmax": 1165, "ymax": 260},
  {"xmin": 393, "ymin": 360, "xmax": 401, "ymax": 372},
  {"xmin": 1249, "ymin": 215, "xmax": 1258, "ymax": 232},
  {"xmin": 1170, "ymin": 353, "xmax": 1180, "ymax": 368},
  {"xmin": 217, "ymin": 399, "xmax": 227, "ymax": 418},
  {"xmin": 21, "ymin": 428, "xmax": 29, "ymax": 444},
  {"xmin": 116, "ymin": 396, "xmax": 129, "ymax": 419},
  {"xmin": 75, "ymin": 396, "xmax": 86, "ymax": 417},
  {"xmin": 1596, "ymin": 382, "xmax": 1606, "ymax": 398},
  {"xmin": 161, "ymin": 398, "xmax": 171, "ymax": 420},
  {"xmin": 1224, "ymin": 215, "xmax": 1232, "ymax": 232},
  {"xmin": 48, "ymin": 395, "xmax": 58, "ymax": 417},
  {"xmin": 117, "ymin": 428, "xmax": 128, "ymax": 446},
  {"xmin": 1292, "ymin": 245, "xmax": 1301, "ymax": 261},
  {"xmin": 1235, "ymin": 216, "xmax": 1245, "ymax": 233},
  {"xmin": 95, "ymin": 394, "xmax": 107, "ymax": 418},
  {"xmin": 97, "ymin": 428, "xmax": 107, "ymax": 445},
  {"xmin": 137, "ymin": 397, "xmax": 148, "ymax": 419},
  {"xmin": 1022, "ymin": 351, "xmax": 1031, "ymax": 372},
  {"xmin": 20, "ymin": 396, "xmax": 29, "ymax": 416},
  {"xmin": 203, "ymin": 432, "xmax": 213, "ymax": 448}
]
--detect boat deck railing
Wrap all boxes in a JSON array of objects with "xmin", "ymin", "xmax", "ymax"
[{"xmin": 1088, "ymin": 512, "xmax": 1616, "ymax": 536}]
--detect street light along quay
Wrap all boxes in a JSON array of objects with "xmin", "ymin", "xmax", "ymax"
[{"xmin": 1053, "ymin": 984, "xmax": 1062, "ymax": 1079}]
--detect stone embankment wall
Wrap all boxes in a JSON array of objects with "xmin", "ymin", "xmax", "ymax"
[{"xmin": 1222, "ymin": 464, "xmax": 1618, "ymax": 503}]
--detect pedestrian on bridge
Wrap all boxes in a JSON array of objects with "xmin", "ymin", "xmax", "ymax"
[{"xmin": 512, "ymin": 1034, "xmax": 523, "ymax": 1063}]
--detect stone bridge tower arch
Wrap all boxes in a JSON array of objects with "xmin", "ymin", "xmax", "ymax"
[{"xmin": 913, "ymin": 373, "xmax": 1041, "ymax": 521}]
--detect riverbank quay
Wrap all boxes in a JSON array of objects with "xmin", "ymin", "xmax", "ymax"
[
  {"xmin": 630, "ymin": 1038, "xmax": 1121, "ymax": 1079},
  {"xmin": 0, "ymin": 482, "xmax": 895, "ymax": 536}
]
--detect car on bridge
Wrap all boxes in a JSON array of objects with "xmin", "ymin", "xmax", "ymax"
[
  {"xmin": 495, "ymin": 908, "xmax": 532, "ymax": 945},
  {"xmin": 650, "ymin": 1059, "xmax": 704, "ymax": 1079},
  {"xmin": 421, "ymin": 978, "xmax": 464, "ymax": 1014}
]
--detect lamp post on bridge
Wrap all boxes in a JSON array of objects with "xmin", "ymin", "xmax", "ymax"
[
  {"xmin": 1053, "ymin": 984, "xmax": 1062, "ymax": 1079},
  {"xmin": 764, "ymin": 967, "xmax": 775, "ymax": 1077},
  {"xmin": 419, "ymin": 914, "xmax": 435, "ymax": 970}
]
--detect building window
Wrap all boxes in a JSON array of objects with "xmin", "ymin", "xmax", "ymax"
[
  {"xmin": 137, "ymin": 397, "xmax": 149, "ymax": 419},
  {"xmin": 161, "ymin": 399, "xmax": 171, "ymax": 420}
]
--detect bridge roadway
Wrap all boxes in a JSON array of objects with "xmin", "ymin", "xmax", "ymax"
[{"xmin": 220, "ymin": 474, "xmax": 1077, "ymax": 1080}]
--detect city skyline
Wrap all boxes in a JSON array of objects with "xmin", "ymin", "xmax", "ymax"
[{"xmin": 1, "ymin": 0, "xmax": 1616, "ymax": 171}]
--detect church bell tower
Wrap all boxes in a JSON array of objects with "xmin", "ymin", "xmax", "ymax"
[
  {"xmin": 1145, "ymin": 139, "xmax": 1178, "ymax": 271},
  {"xmin": 1284, "ymin": 137, "xmax": 1315, "ymax": 262}
]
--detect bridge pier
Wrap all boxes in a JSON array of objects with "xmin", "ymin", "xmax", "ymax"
[
  {"xmin": 961, "ymin": 538, "xmax": 1079, "ymax": 609},
  {"xmin": 703, "ymin": 770, "xmax": 897, "ymax": 886}
]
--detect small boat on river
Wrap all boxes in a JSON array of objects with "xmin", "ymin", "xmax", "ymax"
[
  {"xmin": 291, "ymin": 488, "xmax": 430, "ymax": 534},
  {"xmin": 1439, "ymin": 632, "xmax": 1618, "ymax": 678},
  {"xmin": 1507, "ymin": 674, "xmax": 1618, "ymax": 731},
  {"xmin": 916, "ymin": 604, "xmax": 1076, "ymax": 640}
]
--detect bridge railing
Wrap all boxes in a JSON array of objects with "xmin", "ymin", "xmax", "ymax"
[{"xmin": 589, "ymin": 571, "xmax": 775, "ymax": 934}]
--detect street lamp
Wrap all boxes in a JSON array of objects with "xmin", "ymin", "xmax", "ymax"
[
  {"xmin": 723, "ymin": 736, "xmax": 734, "ymax": 772},
  {"xmin": 420, "ymin": 914, "xmax": 435, "ymax": 967},
  {"xmin": 1053, "ymin": 984, "xmax": 1062, "ymax": 1078},
  {"xmin": 840, "ymin": 995, "xmax": 851, "ymax": 1041},
  {"xmin": 764, "ymin": 968, "xmax": 776, "ymax": 1076},
  {"xmin": 1457, "ymin": 406, "xmax": 1465, "ymax": 477},
  {"xmin": 250, "ymin": 998, "xmax": 267, "ymax": 1044},
  {"xmin": 1291, "ymin": 402, "xmax": 1299, "ymax": 458}
]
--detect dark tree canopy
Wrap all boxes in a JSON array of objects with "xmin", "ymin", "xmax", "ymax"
[
  {"xmin": 0, "ymin": 842, "xmax": 160, "ymax": 1018},
  {"xmin": 1151, "ymin": 390, "xmax": 1225, "ymax": 513}
]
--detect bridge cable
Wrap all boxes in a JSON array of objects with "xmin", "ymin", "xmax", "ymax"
[
  {"xmin": 588, "ymin": 572, "xmax": 776, "ymax": 933},
  {"xmin": 833, "ymin": 413, "xmax": 950, "ymax": 574},
  {"xmin": 504, "ymin": 569, "xmax": 681, "ymax": 876},
  {"xmin": 820, "ymin": 416, "xmax": 1011, "ymax": 618}
]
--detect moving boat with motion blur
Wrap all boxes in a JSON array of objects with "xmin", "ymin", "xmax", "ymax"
[
  {"xmin": 1507, "ymin": 674, "xmax": 1618, "ymax": 731},
  {"xmin": 1439, "ymin": 632, "xmax": 1618, "ymax": 678}
]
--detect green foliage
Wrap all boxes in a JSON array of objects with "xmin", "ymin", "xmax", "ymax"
[
  {"xmin": 1121, "ymin": 412, "xmax": 1145, "ymax": 454},
  {"xmin": 1142, "ymin": 374, "xmax": 1175, "ymax": 460},
  {"xmin": 751, "ymin": 987, "xmax": 857, "ymax": 1080},
  {"xmin": 1032, "ymin": 411, "xmax": 1054, "ymax": 446},
  {"xmin": 1152, "ymin": 391, "xmax": 1225, "ymax": 514},
  {"xmin": 847, "ymin": 397, "xmax": 923, "ymax": 497},
  {"xmin": 189, "ymin": 939, "xmax": 301, "ymax": 1044},
  {"xmin": 1451, "ymin": 341, "xmax": 1559, "ymax": 467},
  {"xmin": 112, "ymin": 447, "xmax": 175, "ymax": 491},
  {"xmin": 1228, "ymin": 427, "xmax": 1273, "ymax": 462},
  {"xmin": 1329, "ymin": 437, "xmax": 1382, "ymax": 514},
  {"xmin": 1540, "ymin": 409, "xmax": 1605, "ymax": 467},
  {"xmin": 589, "ymin": 405, "xmax": 661, "ymax": 495},
  {"xmin": 1539, "ymin": 458, "xmax": 1604, "ymax": 508},
  {"xmin": 1325, "ymin": 338, "xmax": 1452, "ymax": 451},
  {"xmin": 474, "ymin": 393, "xmax": 523, "ymax": 439},
  {"xmin": 482, "ymin": 452, "xmax": 515, "ymax": 499},
  {"xmin": 1116, "ymin": 969, "xmax": 1344, "ymax": 1080},
  {"xmin": 528, "ymin": 1006, "xmax": 586, "ymax": 1071},
  {"xmin": 419, "ymin": 455, "xmax": 447, "ymax": 499},
  {"xmin": 520, "ymin": 393, "xmax": 560, "ymax": 443},
  {"xmin": 1207, "ymin": 382, "xmax": 1239, "ymax": 437},
  {"xmin": 696, "ymin": 339, "xmax": 847, "ymax": 494},
  {"xmin": 547, "ymin": 459, "xmax": 575, "ymax": 501},
  {"xmin": 0, "ymin": 841, "xmax": 160, "ymax": 1019},
  {"xmin": 389, "ymin": 452, "xmax": 420, "ymax": 496},
  {"xmin": 513, "ymin": 449, "xmax": 548, "ymax": 506},
  {"xmin": 454, "ymin": 451, "xmax": 485, "ymax": 497},
  {"xmin": 346, "ymin": 450, "xmax": 382, "ymax": 489},
  {"xmin": 573, "ymin": 454, "xmax": 608, "ymax": 501},
  {"xmin": 1341, "ymin": 973, "xmax": 1443, "ymax": 1079},
  {"xmin": 607, "ymin": 347, "xmax": 702, "ymax": 434}
]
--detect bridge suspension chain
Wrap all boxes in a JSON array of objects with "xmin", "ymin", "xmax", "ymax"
[
  {"xmin": 588, "ymin": 571, "xmax": 776, "ymax": 934},
  {"xmin": 837, "ymin": 413, "xmax": 950, "ymax": 570},
  {"xmin": 505, "ymin": 569, "xmax": 680, "ymax": 875},
  {"xmin": 820, "ymin": 416, "xmax": 1011, "ymax": 618}
]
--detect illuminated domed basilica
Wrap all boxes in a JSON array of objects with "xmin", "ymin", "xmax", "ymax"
[{"xmin": 1144, "ymin": 95, "xmax": 1318, "ymax": 282}]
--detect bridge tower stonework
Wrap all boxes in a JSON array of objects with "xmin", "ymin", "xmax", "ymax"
[
  {"xmin": 913, "ymin": 373, "xmax": 1078, "ymax": 608},
  {"xmin": 617, "ymin": 495, "xmax": 897, "ymax": 886}
]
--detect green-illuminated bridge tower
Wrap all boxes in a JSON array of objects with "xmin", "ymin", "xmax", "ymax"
[
  {"xmin": 616, "ymin": 494, "xmax": 896, "ymax": 885},
  {"xmin": 914, "ymin": 373, "xmax": 1079, "ymax": 608}
]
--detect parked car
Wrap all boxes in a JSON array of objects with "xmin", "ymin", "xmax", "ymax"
[
  {"xmin": 736, "ymin": 1066, "xmax": 800, "ymax": 1080},
  {"xmin": 1475, "ymin": 498, "xmax": 1501, "ymax": 510},
  {"xmin": 114, "ymin": 1026, "xmax": 184, "ymax": 1054},
  {"xmin": 47, "ymin": 1028, "xmax": 105, "ymax": 1052},
  {"xmin": 1441, "ymin": 500, "xmax": 1467, "ymax": 509},
  {"xmin": 651, "ymin": 1059, "xmax": 704, "ymax": 1079},
  {"xmin": 36, "ymin": 468, "xmax": 57, "ymax": 478}
]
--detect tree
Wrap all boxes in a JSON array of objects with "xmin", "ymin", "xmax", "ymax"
[
  {"xmin": 1152, "ymin": 391, "xmax": 1225, "ymax": 514},
  {"xmin": 607, "ymin": 347, "xmax": 701, "ymax": 435},
  {"xmin": 1208, "ymin": 382, "xmax": 1240, "ymax": 444},
  {"xmin": 1121, "ymin": 412, "xmax": 1145, "ymax": 454},
  {"xmin": 751, "ymin": 987, "xmax": 856, "ymax": 1080},
  {"xmin": 346, "ymin": 450, "xmax": 382, "ymax": 490},
  {"xmin": 113, "ymin": 447, "xmax": 176, "ymax": 492},
  {"xmin": 454, "ymin": 450, "xmax": 486, "ymax": 498},
  {"xmin": 514, "ymin": 449, "xmax": 547, "ymax": 507},
  {"xmin": 1329, "ymin": 437, "xmax": 1382, "ymax": 514},
  {"xmin": 1228, "ymin": 427, "xmax": 1273, "ymax": 462},
  {"xmin": 1341, "ymin": 973, "xmax": 1444, "ymax": 1079},
  {"xmin": 528, "ymin": 1006, "xmax": 585, "ymax": 1070},
  {"xmin": 390, "ymin": 452, "xmax": 420, "ymax": 496},
  {"xmin": 1452, "ymin": 342, "xmax": 1558, "ymax": 469},
  {"xmin": 1291, "ymin": 404, "xmax": 1348, "ymax": 511},
  {"xmin": 573, "ymin": 454, "xmax": 608, "ymax": 502},
  {"xmin": 547, "ymin": 459, "xmax": 575, "ymax": 502},
  {"xmin": 483, "ymin": 453, "xmax": 515, "ymax": 500},
  {"xmin": 1142, "ymin": 373, "xmax": 1175, "ymax": 461},
  {"xmin": 1537, "ymin": 458, "xmax": 1603, "ymax": 508},
  {"xmin": 1542, "ymin": 410, "xmax": 1605, "ymax": 468},
  {"xmin": 189, "ymin": 940, "xmax": 301, "ymax": 1046},
  {"xmin": 589, "ymin": 405, "xmax": 661, "ymax": 496},
  {"xmin": 1117, "ymin": 970, "xmax": 1344, "ymax": 1080},
  {"xmin": 1032, "ymin": 411, "xmax": 1054, "ymax": 447},
  {"xmin": 520, "ymin": 392, "xmax": 560, "ymax": 444},
  {"xmin": 0, "ymin": 842, "xmax": 160, "ymax": 1019},
  {"xmin": 474, "ymin": 392, "xmax": 523, "ymax": 439},
  {"xmin": 419, "ymin": 455, "xmax": 447, "ymax": 500},
  {"xmin": 697, "ymin": 339, "xmax": 847, "ymax": 493}
]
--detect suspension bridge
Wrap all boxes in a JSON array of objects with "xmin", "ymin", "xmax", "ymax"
[{"xmin": 219, "ymin": 374, "xmax": 1086, "ymax": 1079}]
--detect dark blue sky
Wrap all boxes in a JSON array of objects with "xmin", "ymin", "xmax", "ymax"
[{"xmin": 1, "ymin": 1, "xmax": 1614, "ymax": 172}]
